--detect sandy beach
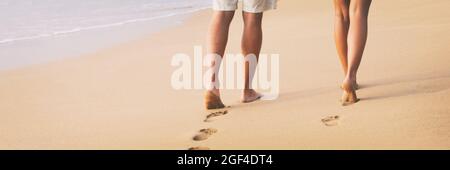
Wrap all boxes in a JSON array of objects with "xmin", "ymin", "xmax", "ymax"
[{"xmin": 0, "ymin": 0, "xmax": 449, "ymax": 150}]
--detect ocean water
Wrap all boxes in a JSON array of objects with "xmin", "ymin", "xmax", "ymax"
[{"xmin": 0, "ymin": 0, "xmax": 211, "ymax": 70}]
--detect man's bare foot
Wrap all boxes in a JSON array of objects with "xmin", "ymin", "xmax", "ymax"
[
  {"xmin": 341, "ymin": 80, "xmax": 360, "ymax": 106},
  {"xmin": 241, "ymin": 89, "xmax": 262, "ymax": 103},
  {"xmin": 204, "ymin": 90, "xmax": 225, "ymax": 110}
]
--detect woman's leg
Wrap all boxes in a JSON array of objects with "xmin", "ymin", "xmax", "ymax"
[
  {"xmin": 341, "ymin": 0, "xmax": 371, "ymax": 105},
  {"xmin": 241, "ymin": 12, "xmax": 263, "ymax": 103},
  {"xmin": 334, "ymin": 0, "xmax": 350, "ymax": 76},
  {"xmin": 205, "ymin": 11, "xmax": 235, "ymax": 109}
]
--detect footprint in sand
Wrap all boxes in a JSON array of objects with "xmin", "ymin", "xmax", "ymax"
[
  {"xmin": 192, "ymin": 128, "xmax": 218, "ymax": 141},
  {"xmin": 204, "ymin": 110, "xmax": 228, "ymax": 122},
  {"xmin": 321, "ymin": 115, "xmax": 340, "ymax": 127},
  {"xmin": 188, "ymin": 146, "xmax": 210, "ymax": 150}
]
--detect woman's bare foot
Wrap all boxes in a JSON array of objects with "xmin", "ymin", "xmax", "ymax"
[
  {"xmin": 241, "ymin": 89, "xmax": 262, "ymax": 103},
  {"xmin": 204, "ymin": 90, "xmax": 225, "ymax": 110},
  {"xmin": 341, "ymin": 80, "xmax": 360, "ymax": 106}
]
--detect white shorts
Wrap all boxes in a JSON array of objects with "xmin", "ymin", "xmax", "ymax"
[{"xmin": 213, "ymin": 0, "xmax": 278, "ymax": 13}]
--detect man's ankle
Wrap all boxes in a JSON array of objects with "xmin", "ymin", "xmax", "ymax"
[{"xmin": 208, "ymin": 89, "xmax": 221, "ymax": 96}]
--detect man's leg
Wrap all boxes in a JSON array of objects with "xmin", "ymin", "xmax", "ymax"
[
  {"xmin": 205, "ymin": 11, "xmax": 235, "ymax": 110},
  {"xmin": 241, "ymin": 12, "xmax": 263, "ymax": 103}
]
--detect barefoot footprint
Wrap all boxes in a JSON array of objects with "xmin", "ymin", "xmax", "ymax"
[
  {"xmin": 204, "ymin": 110, "xmax": 228, "ymax": 122},
  {"xmin": 205, "ymin": 91, "xmax": 226, "ymax": 110},
  {"xmin": 192, "ymin": 128, "xmax": 218, "ymax": 141},
  {"xmin": 321, "ymin": 115, "xmax": 340, "ymax": 127},
  {"xmin": 188, "ymin": 146, "xmax": 210, "ymax": 150}
]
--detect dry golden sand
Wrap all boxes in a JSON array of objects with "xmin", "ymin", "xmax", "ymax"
[{"xmin": 0, "ymin": 0, "xmax": 449, "ymax": 149}]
